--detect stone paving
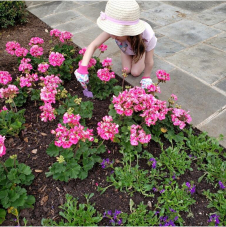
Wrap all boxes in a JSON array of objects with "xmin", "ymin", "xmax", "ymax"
[{"xmin": 26, "ymin": 1, "xmax": 226, "ymax": 147}]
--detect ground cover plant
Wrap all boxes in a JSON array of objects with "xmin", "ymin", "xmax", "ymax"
[{"xmin": 0, "ymin": 11, "xmax": 225, "ymax": 226}]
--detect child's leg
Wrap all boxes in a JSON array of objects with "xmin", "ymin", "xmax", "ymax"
[
  {"xmin": 121, "ymin": 51, "xmax": 132, "ymax": 74},
  {"xmin": 131, "ymin": 53, "xmax": 145, "ymax": 77}
]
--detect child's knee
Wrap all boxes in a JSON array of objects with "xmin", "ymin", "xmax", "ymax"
[{"xmin": 131, "ymin": 68, "xmax": 143, "ymax": 77}]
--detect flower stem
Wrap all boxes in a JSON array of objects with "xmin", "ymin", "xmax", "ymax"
[
  {"xmin": 12, "ymin": 100, "xmax": 17, "ymax": 112},
  {"xmin": 0, "ymin": 160, "xmax": 8, "ymax": 173}
]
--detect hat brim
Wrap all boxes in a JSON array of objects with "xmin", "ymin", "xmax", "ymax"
[{"xmin": 97, "ymin": 17, "xmax": 146, "ymax": 37}]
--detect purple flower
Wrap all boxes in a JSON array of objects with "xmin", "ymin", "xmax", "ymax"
[
  {"xmin": 107, "ymin": 210, "xmax": 112, "ymax": 216},
  {"xmin": 113, "ymin": 210, "xmax": 121, "ymax": 219},
  {"xmin": 163, "ymin": 216, "xmax": 168, "ymax": 222},
  {"xmin": 101, "ymin": 158, "xmax": 112, "ymax": 169},
  {"xmin": 172, "ymin": 174, "xmax": 176, "ymax": 180},
  {"xmin": 149, "ymin": 158, "xmax": 157, "ymax": 169},
  {"xmin": 167, "ymin": 220, "xmax": 175, "ymax": 226},
  {"xmin": 174, "ymin": 216, "xmax": 178, "ymax": 221},
  {"xmin": 160, "ymin": 216, "xmax": 164, "ymax": 221},
  {"xmin": 153, "ymin": 187, "xmax": 158, "ymax": 192},
  {"xmin": 185, "ymin": 182, "xmax": 191, "ymax": 188},
  {"xmin": 160, "ymin": 189, "xmax": 165, "ymax": 194},
  {"xmin": 190, "ymin": 185, "xmax": 196, "ymax": 194},
  {"xmin": 208, "ymin": 214, "xmax": 220, "ymax": 226},
  {"xmin": 155, "ymin": 211, "xmax": 160, "ymax": 215},
  {"xmin": 169, "ymin": 208, "xmax": 176, "ymax": 213},
  {"xmin": 219, "ymin": 181, "xmax": 226, "ymax": 189},
  {"xmin": 117, "ymin": 218, "xmax": 122, "ymax": 225}
]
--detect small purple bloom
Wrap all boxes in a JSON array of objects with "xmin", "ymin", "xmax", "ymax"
[
  {"xmin": 167, "ymin": 220, "xmax": 175, "ymax": 226},
  {"xmin": 174, "ymin": 216, "xmax": 178, "ymax": 221},
  {"xmin": 163, "ymin": 216, "xmax": 168, "ymax": 222},
  {"xmin": 172, "ymin": 174, "xmax": 176, "ymax": 180},
  {"xmin": 219, "ymin": 181, "xmax": 226, "ymax": 189},
  {"xmin": 190, "ymin": 185, "xmax": 196, "ymax": 194},
  {"xmin": 155, "ymin": 211, "xmax": 160, "ymax": 215},
  {"xmin": 117, "ymin": 218, "xmax": 122, "ymax": 225},
  {"xmin": 113, "ymin": 210, "xmax": 121, "ymax": 219},
  {"xmin": 160, "ymin": 189, "xmax": 165, "ymax": 194},
  {"xmin": 160, "ymin": 216, "xmax": 164, "ymax": 221},
  {"xmin": 185, "ymin": 182, "xmax": 191, "ymax": 188},
  {"xmin": 169, "ymin": 208, "xmax": 176, "ymax": 213},
  {"xmin": 153, "ymin": 187, "xmax": 158, "ymax": 192},
  {"xmin": 208, "ymin": 214, "xmax": 220, "ymax": 226},
  {"xmin": 149, "ymin": 158, "xmax": 157, "ymax": 169},
  {"xmin": 107, "ymin": 210, "xmax": 112, "ymax": 216},
  {"xmin": 101, "ymin": 158, "xmax": 112, "ymax": 169},
  {"xmin": 188, "ymin": 154, "xmax": 192, "ymax": 158}
]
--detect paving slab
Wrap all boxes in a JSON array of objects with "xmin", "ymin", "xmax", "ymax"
[
  {"xmin": 41, "ymin": 10, "xmax": 82, "ymax": 27},
  {"xmin": 162, "ymin": 1, "xmax": 224, "ymax": 13},
  {"xmin": 137, "ymin": 1, "xmax": 162, "ymax": 11},
  {"xmin": 198, "ymin": 110, "xmax": 226, "ymax": 147},
  {"xmin": 166, "ymin": 43, "xmax": 226, "ymax": 85},
  {"xmin": 27, "ymin": 1, "xmax": 63, "ymax": 18},
  {"xmin": 155, "ymin": 69, "xmax": 226, "ymax": 126},
  {"xmin": 74, "ymin": 2, "xmax": 106, "ymax": 22},
  {"xmin": 187, "ymin": 3, "xmax": 226, "ymax": 26},
  {"xmin": 72, "ymin": 26, "xmax": 120, "ymax": 59},
  {"xmin": 26, "ymin": 1, "xmax": 50, "ymax": 8},
  {"xmin": 110, "ymin": 51, "xmax": 175, "ymax": 87},
  {"xmin": 54, "ymin": 17, "xmax": 95, "ymax": 34},
  {"xmin": 204, "ymin": 32, "xmax": 226, "ymax": 52},
  {"xmin": 155, "ymin": 36, "xmax": 186, "ymax": 58},
  {"xmin": 140, "ymin": 3, "xmax": 192, "ymax": 26},
  {"xmin": 155, "ymin": 19, "xmax": 221, "ymax": 46},
  {"xmin": 215, "ymin": 77, "xmax": 226, "ymax": 93},
  {"xmin": 54, "ymin": 2, "xmax": 81, "ymax": 14},
  {"xmin": 214, "ymin": 20, "xmax": 226, "ymax": 32}
]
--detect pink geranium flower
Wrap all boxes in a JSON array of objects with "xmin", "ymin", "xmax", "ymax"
[
  {"xmin": 29, "ymin": 37, "xmax": 44, "ymax": 46},
  {"xmin": 5, "ymin": 41, "xmax": 21, "ymax": 55},
  {"xmin": 60, "ymin": 31, "xmax": 73, "ymax": 42},
  {"xmin": 0, "ymin": 135, "xmax": 6, "ymax": 157},
  {"xmin": 98, "ymin": 44, "xmax": 108, "ymax": 52},
  {"xmin": 15, "ymin": 47, "xmax": 28, "ymax": 57},
  {"xmin": 156, "ymin": 70, "xmax": 170, "ymax": 82},
  {"xmin": 79, "ymin": 47, "xmax": 87, "ymax": 55},
  {"xmin": 30, "ymin": 45, "xmax": 43, "ymax": 57},
  {"xmin": 38, "ymin": 63, "xmax": 49, "ymax": 73},
  {"xmin": 97, "ymin": 68, "xmax": 115, "ymax": 82},
  {"xmin": 0, "ymin": 71, "xmax": 12, "ymax": 85},
  {"xmin": 49, "ymin": 52, "xmax": 65, "ymax": 66},
  {"xmin": 171, "ymin": 108, "xmax": 192, "ymax": 129},
  {"xmin": 130, "ymin": 124, "xmax": 151, "ymax": 146},
  {"xmin": 50, "ymin": 29, "xmax": 61, "ymax": 38},
  {"xmin": 102, "ymin": 57, "xmax": 112, "ymax": 68}
]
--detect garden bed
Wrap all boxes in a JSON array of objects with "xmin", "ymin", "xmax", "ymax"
[{"xmin": 0, "ymin": 12, "xmax": 225, "ymax": 226}]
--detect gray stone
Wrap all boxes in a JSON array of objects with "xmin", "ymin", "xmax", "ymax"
[
  {"xmin": 26, "ymin": 1, "xmax": 50, "ymax": 8},
  {"xmin": 155, "ymin": 69, "xmax": 226, "ymax": 126},
  {"xmin": 74, "ymin": 3, "xmax": 105, "ymax": 22},
  {"xmin": 162, "ymin": 1, "xmax": 224, "ymax": 13},
  {"xmin": 155, "ymin": 36, "xmax": 186, "ymax": 58},
  {"xmin": 110, "ymin": 52, "xmax": 175, "ymax": 87},
  {"xmin": 188, "ymin": 3, "xmax": 226, "ymax": 26},
  {"xmin": 156, "ymin": 19, "xmax": 221, "ymax": 46},
  {"xmin": 215, "ymin": 77, "xmax": 226, "ymax": 92},
  {"xmin": 54, "ymin": 17, "xmax": 94, "ymax": 34},
  {"xmin": 204, "ymin": 32, "xmax": 226, "ymax": 52},
  {"xmin": 74, "ymin": 1, "xmax": 100, "ymax": 6},
  {"xmin": 140, "ymin": 3, "xmax": 192, "ymax": 26},
  {"xmin": 41, "ymin": 10, "xmax": 82, "ymax": 27},
  {"xmin": 199, "ymin": 110, "xmax": 226, "ymax": 148},
  {"xmin": 139, "ymin": 18, "xmax": 159, "ymax": 29},
  {"xmin": 27, "ymin": 2, "xmax": 63, "ymax": 18},
  {"xmin": 214, "ymin": 21, "xmax": 226, "ymax": 31},
  {"xmin": 54, "ymin": 2, "xmax": 81, "ymax": 14},
  {"xmin": 72, "ymin": 26, "xmax": 120, "ymax": 59},
  {"xmin": 138, "ymin": 1, "xmax": 162, "ymax": 11},
  {"xmin": 166, "ymin": 44, "xmax": 226, "ymax": 85}
]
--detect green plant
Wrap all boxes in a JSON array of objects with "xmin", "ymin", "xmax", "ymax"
[
  {"xmin": 159, "ymin": 147, "xmax": 192, "ymax": 177},
  {"xmin": 0, "ymin": 156, "xmax": 35, "ymax": 211},
  {"xmin": 0, "ymin": 1, "xmax": 28, "ymax": 29},
  {"xmin": 0, "ymin": 109, "xmax": 25, "ymax": 136},
  {"xmin": 0, "ymin": 209, "xmax": 6, "ymax": 225},
  {"xmin": 41, "ymin": 193, "xmax": 102, "ymax": 226},
  {"xmin": 203, "ymin": 189, "xmax": 226, "ymax": 225},
  {"xmin": 45, "ymin": 140, "xmax": 105, "ymax": 182}
]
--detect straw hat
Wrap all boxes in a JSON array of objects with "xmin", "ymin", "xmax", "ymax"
[{"xmin": 97, "ymin": 0, "xmax": 145, "ymax": 36}]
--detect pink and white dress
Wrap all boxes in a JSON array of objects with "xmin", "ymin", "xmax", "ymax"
[{"xmin": 115, "ymin": 21, "xmax": 157, "ymax": 55}]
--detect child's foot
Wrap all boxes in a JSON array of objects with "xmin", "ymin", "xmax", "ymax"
[{"xmin": 140, "ymin": 77, "xmax": 153, "ymax": 89}]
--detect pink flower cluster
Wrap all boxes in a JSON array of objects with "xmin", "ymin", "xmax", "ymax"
[
  {"xmin": 0, "ymin": 71, "xmax": 12, "ymax": 85},
  {"xmin": 30, "ymin": 45, "xmax": 43, "ymax": 57},
  {"xmin": 146, "ymin": 84, "xmax": 161, "ymax": 93},
  {"xmin": 29, "ymin": 37, "xmax": 44, "ymax": 46},
  {"xmin": 156, "ymin": 70, "xmax": 170, "ymax": 82},
  {"xmin": 97, "ymin": 116, "xmax": 119, "ymax": 141},
  {"xmin": 0, "ymin": 85, "xmax": 19, "ymax": 99},
  {"xmin": 60, "ymin": 31, "xmax": 73, "ymax": 42},
  {"xmin": 171, "ymin": 108, "xmax": 192, "ymax": 129},
  {"xmin": 19, "ymin": 58, "xmax": 33, "ymax": 73},
  {"xmin": 0, "ymin": 135, "xmax": 6, "ymax": 157},
  {"xmin": 20, "ymin": 73, "xmax": 39, "ymax": 88},
  {"xmin": 97, "ymin": 68, "xmax": 115, "ymax": 82},
  {"xmin": 15, "ymin": 47, "xmax": 28, "ymax": 57},
  {"xmin": 51, "ymin": 113, "xmax": 94, "ymax": 148},
  {"xmin": 0, "ymin": 106, "xmax": 8, "ymax": 113},
  {"xmin": 102, "ymin": 57, "xmax": 112, "ymax": 68},
  {"xmin": 112, "ymin": 87, "xmax": 169, "ymax": 126},
  {"xmin": 49, "ymin": 52, "xmax": 65, "ymax": 67},
  {"xmin": 130, "ymin": 124, "xmax": 151, "ymax": 146},
  {"xmin": 50, "ymin": 29, "xmax": 73, "ymax": 43},
  {"xmin": 5, "ymin": 41, "xmax": 20, "ymax": 55},
  {"xmin": 38, "ymin": 63, "xmax": 49, "ymax": 73},
  {"xmin": 79, "ymin": 47, "xmax": 87, "ymax": 55},
  {"xmin": 98, "ymin": 44, "xmax": 108, "ymax": 52},
  {"xmin": 39, "ymin": 75, "xmax": 62, "ymax": 122}
]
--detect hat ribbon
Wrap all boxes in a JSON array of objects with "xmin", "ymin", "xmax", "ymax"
[{"xmin": 100, "ymin": 11, "xmax": 139, "ymax": 25}]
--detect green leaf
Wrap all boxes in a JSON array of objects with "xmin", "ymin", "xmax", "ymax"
[
  {"xmin": 46, "ymin": 143, "xmax": 60, "ymax": 157},
  {"xmin": 0, "ymin": 209, "xmax": 6, "ymax": 225}
]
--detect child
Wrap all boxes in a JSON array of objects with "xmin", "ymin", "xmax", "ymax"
[{"xmin": 75, "ymin": 0, "xmax": 157, "ymax": 97}]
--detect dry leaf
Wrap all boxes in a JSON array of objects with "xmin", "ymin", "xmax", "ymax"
[
  {"xmin": 148, "ymin": 201, "xmax": 152, "ymax": 208},
  {"xmin": 35, "ymin": 169, "xmax": 43, "ymax": 173},
  {"xmin": 115, "ymin": 159, "xmax": 120, "ymax": 163},
  {"xmin": 176, "ymin": 11, "xmax": 186, "ymax": 18},
  {"xmin": 24, "ymin": 137, "xmax": 28, "ymax": 143},
  {"xmin": 40, "ymin": 195, "xmax": 48, "ymax": 205},
  {"xmin": 31, "ymin": 149, "xmax": 38, "ymax": 154},
  {"xmin": 38, "ymin": 185, "xmax": 47, "ymax": 193},
  {"xmin": 45, "ymin": 29, "xmax": 48, "ymax": 33},
  {"xmin": 56, "ymin": 187, "xmax": 60, "ymax": 192},
  {"xmin": 41, "ymin": 132, "xmax": 47, "ymax": 136}
]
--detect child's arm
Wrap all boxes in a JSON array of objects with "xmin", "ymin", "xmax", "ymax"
[
  {"xmin": 142, "ymin": 49, "xmax": 154, "ymax": 78},
  {"xmin": 81, "ymin": 32, "xmax": 111, "ymax": 66}
]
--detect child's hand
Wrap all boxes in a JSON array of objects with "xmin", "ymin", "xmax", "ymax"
[
  {"xmin": 140, "ymin": 77, "xmax": 153, "ymax": 89},
  {"xmin": 74, "ymin": 70, "xmax": 89, "ymax": 90}
]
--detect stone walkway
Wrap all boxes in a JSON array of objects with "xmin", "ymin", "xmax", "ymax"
[{"xmin": 26, "ymin": 1, "xmax": 226, "ymax": 147}]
